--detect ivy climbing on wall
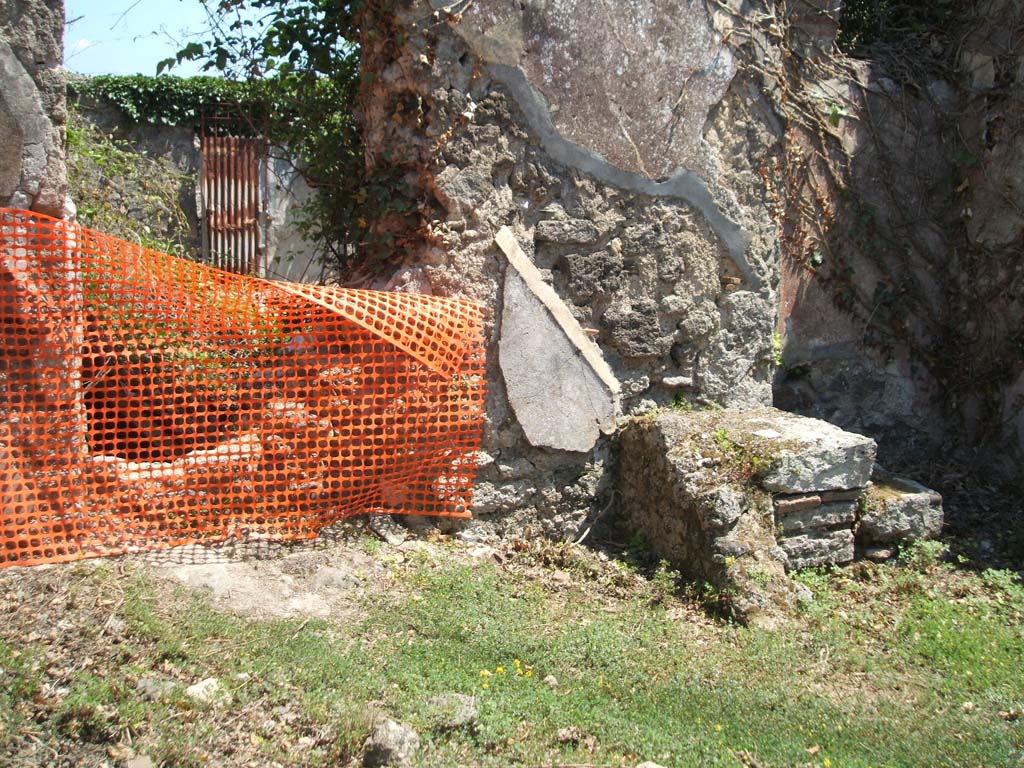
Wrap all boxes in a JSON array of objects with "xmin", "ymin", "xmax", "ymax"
[{"xmin": 715, "ymin": 0, "xmax": 1024, "ymax": 450}]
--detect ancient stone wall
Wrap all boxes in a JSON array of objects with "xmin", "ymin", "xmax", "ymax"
[
  {"xmin": 773, "ymin": 58, "xmax": 954, "ymax": 462},
  {"xmin": 0, "ymin": 0, "xmax": 69, "ymax": 218},
  {"xmin": 619, "ymin": 408, "xmax": 942, "ymax": 625},
  {"xmin": 774, "ymin": 0, "xmax": 1024, "ymax": 468},
  {"xmin": 360, "ymin": 0, "xmax": 784, "ymax": 536}
]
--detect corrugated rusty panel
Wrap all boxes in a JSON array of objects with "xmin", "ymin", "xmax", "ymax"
[{"xmin": 199, "ymin": 132, "xmax": 267, "ymax": 275}]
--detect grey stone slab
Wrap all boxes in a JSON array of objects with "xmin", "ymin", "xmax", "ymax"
[
  {"xmin": 780, "ymin": 528, "xmax": 855, "ymax": 571},
  {"xmin": 779, "ymin": 501, "xmax": 857, "ymax": 535},
  {"xmin": 496, "ymin": 228, "xmax": 619, "ymax": 453},
  {"xmin": 742, "ymin": 411, "xmax": 877, "ymax": 493},
  {"xmin": 858, "ymin": 472, "xmax": 943, "ymax": 545}
]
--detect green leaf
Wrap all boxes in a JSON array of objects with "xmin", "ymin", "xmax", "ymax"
[{"xmin": 178, "ymin": 42, "xmax": 206, "ymax": 61}]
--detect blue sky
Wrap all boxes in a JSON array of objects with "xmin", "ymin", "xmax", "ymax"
[{"xmin": 64, "ymin": 0, "xmax": 210, "ymax": 76}]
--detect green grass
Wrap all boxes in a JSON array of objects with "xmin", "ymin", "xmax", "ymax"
[{"xmin": 0, "ymin": 542, "xmax": 1022, "ymax": 767}]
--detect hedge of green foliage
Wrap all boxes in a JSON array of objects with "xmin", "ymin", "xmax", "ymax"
[{"xmin": 68, "ymin": 75, "xmax": 266, "ymax": 127}]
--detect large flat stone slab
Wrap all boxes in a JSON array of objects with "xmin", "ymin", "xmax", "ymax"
[
  {"xmin": 736, "ymin": 410, "xmax": 876, "ymax": 493},
  {"xmin": 496, "ymin": 227, "xmax": 620, "ymax": 453},
  {"xmin": 633, "ymin": 407, "xmax": 876, "ymax": 493}
]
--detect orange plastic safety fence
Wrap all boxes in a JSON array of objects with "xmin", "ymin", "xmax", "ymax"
[{"xmin": 0, "ymin": 208, "xmax": 486, "ymax": 567}]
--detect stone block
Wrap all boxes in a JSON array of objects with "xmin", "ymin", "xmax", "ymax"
[
  {"xmin": 694, "ymin": 486, "xmax": 747, "ymax": 531},
  {"xmin": 536, "ymin": 218, "xmax": 600, "ymax": 244},
  {"xmin": 560, "ymin": 249, "xmax": 623, "ymax": 301},
  {"xmin": 618, "ymin": 410, "xmax": 814, "ymax": 624},
  {"xmin": 603, "ymin": 297, "xmax": 675, "ymax": 358},
  {"xmin": 778, "ymin": 501, "xmax": 857, "ymax": 535},
  {"xmin": 858, "ymin": 472, "xmax": 943, "ymax": 546},
  {"xmin": 741, "ymin": 411, "xmax": 876, "ymax": 493},
  {"xmin": 774, "ymin": 494, "xmax": 822, "ymax": 514},
  {"xmin": 780, "ymin": 528, "xmax": 855, "ymax": 571}
]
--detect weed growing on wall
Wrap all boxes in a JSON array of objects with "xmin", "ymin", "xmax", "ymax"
[
  {"xmin": 66, "ymin": 108, "xmax": 195, "ymax": 258},
  {"xmin": 837, "ymin": 0, "xmax": 962, "ymax": 61}
]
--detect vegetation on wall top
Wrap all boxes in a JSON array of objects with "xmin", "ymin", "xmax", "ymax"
[
  {"xmin": 161, "ymin": 0, "xmax": 379, "ymax": 277},
  {"xmin": 69, "ymin": 75, "xmax": 259, "ymax": 127},
  {"xmin": 837, "ymin": 0, "xmax": 965, "ymax": 67}
]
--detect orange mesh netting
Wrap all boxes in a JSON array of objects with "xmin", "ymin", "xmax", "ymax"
[{"xmin": 0, "ymin": 208, "xmax": 486, "ymax": 567}]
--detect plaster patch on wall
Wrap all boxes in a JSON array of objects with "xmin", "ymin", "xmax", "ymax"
[{"xmin": 447, "ymin": 0, "xmax": 757, "ymax": 285}]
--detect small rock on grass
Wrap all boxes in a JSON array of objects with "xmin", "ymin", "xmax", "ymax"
[
  {"xmin": 427, "ymin": 693, "xmax": 478, "ymax": 730},
  {"xmin": 367, "ymin": 515, "xmax": 407, "ymax": 546},
  {"xmin": 635, "ymin": 763, "xmax": 668, "ymax": 768},
  {"xmin": 557, "ymin": 725, "xmax": 596, "ymax": 751},
  {"xmin": 135, "ymin": 677, "xmax": 176, "ymax": 702},
  {"xmin": 363, "ymin": 718, "xmax": 420, "ymax": 767},
  {"xmin": 185, "ymin": 677, "xmax": 229, "ymax": 706}
]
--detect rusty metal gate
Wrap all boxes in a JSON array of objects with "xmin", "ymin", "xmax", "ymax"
[{"xmin": 199, "ymin": 105, "xmax": 268, "ymax": 275}]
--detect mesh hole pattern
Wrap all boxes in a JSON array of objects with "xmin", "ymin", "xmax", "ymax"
[{"xmin": 0, "ymin": 209, "xmax": 486, "ymax": 567}]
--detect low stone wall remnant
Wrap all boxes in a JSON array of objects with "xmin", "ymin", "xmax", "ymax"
[{"xmin": 618, "ymin": 408, "xmax": 944, "ymax": 625}]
